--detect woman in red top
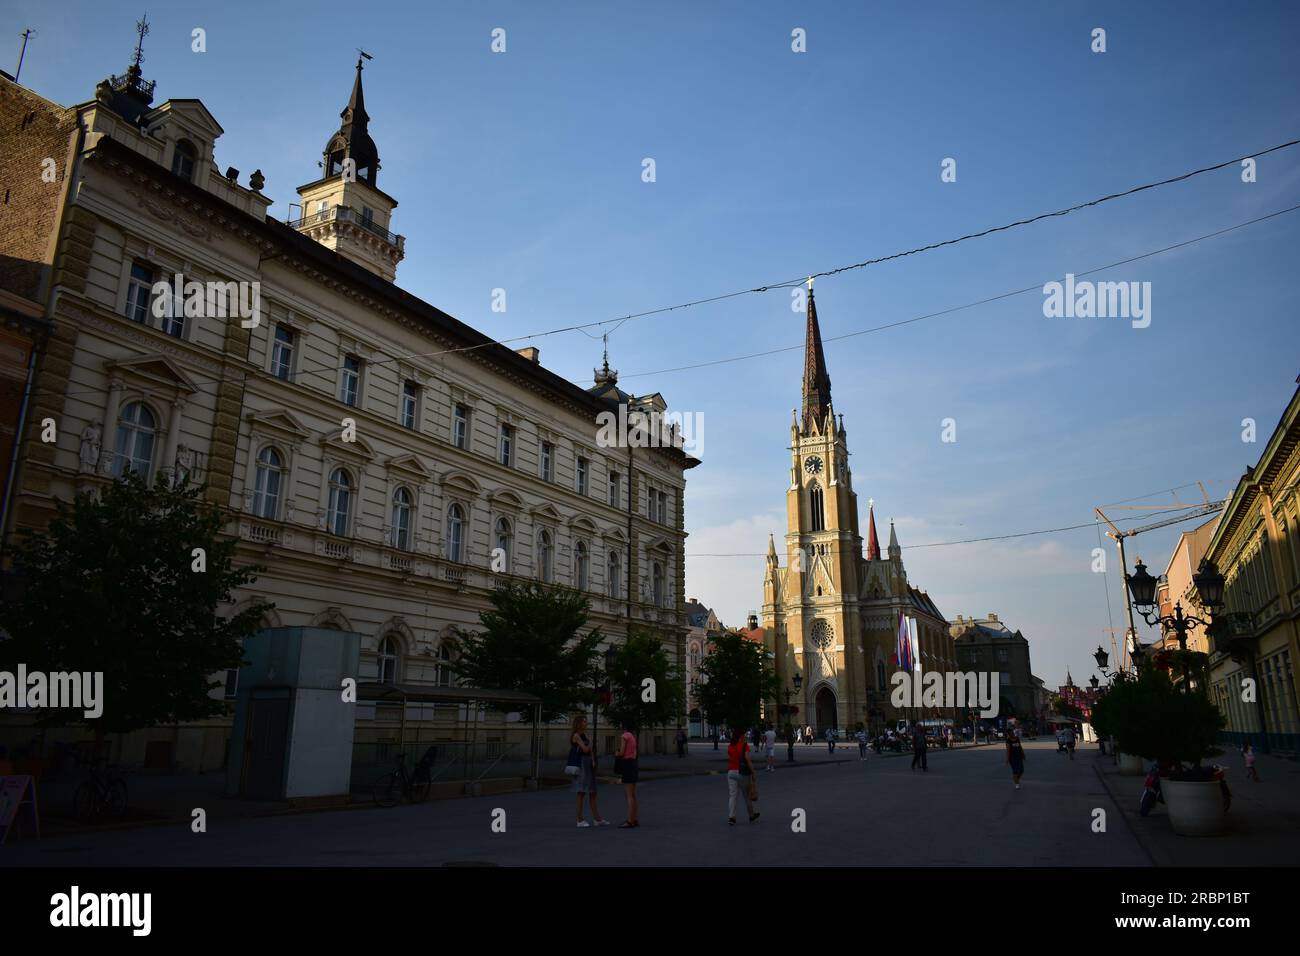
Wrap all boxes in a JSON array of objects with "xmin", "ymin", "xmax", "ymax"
[
  {"xmin": 615, "ymin": 719, "xmax": 639, "ymax": 828},
  {"xmin": 726, "ymin": 727, "xmax": 760, "ymax": 825}
]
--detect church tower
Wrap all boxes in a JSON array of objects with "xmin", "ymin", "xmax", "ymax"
[
  {"xmin": 762, "ymin": 283, "xmax": 866, "ymax": 733},
  {"xmin": 292, "ymin": 56, "xmax": 405, "ymax": 281}
]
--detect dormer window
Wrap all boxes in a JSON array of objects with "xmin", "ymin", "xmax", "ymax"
[{"xmin": 171, "ymin": 139, "xmax": 197, "ymax": 182}]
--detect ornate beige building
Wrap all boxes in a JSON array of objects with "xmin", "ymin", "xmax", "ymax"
[
  {"xmin": 1, "ymin": 46, "xmax": 697, "ymax": 772},
  {"xmin": 761, "ymin": 287, "xmax": 954, "ymax": 734}
]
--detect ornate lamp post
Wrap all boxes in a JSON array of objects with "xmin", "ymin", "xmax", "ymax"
[
  {"xmin": 1125, "ymin": 558, "xmax": 1225, "ymax": 692},
  {"xmin": 783, "ymin": 673, "xmax": 803, "ymax": 762}
]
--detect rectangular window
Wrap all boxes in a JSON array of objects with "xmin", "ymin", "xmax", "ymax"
[
  {"xmin": 401, "ymin": 380, "xmax": 418, "ymax": 429},
  {"xmin": 361, "ymin": 206, "xmax": 374, "ymax": 228},
  {"xmin": 126, "ymin": 262, "xmax": 154, "ymax": 324},
  {"xmin": 271, "ymin": 325, "xmax": 295, "ymax": 381},
  {"xmin": 499, "ymin": 423, "xmax": 513, "ymax": 467},
  {"xmin": 340, "ymin": 355, "xmax": 361, "ymax": 406},
  {"xmin": 608, "ymin": 470, "xmax": 620, "ymax": 508},
  {"xmin": 658, "ymin": 490, "xmax": 669, "ymax": 525},
  {"xmin": 540, "ymin": 441, "xmax": 553, "ymax": 482},
  {"xmin": 453, "ymin": 403, "xmax": 469, "ymax": 449},
  {"xmin": 576, "ymin": 457, "xmax": 588, "ymax": 495}
]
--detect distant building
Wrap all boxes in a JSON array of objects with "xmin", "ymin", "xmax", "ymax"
[
  {"xmin": 949, "ymin": 613, "xmax": 1035, "ymax": 725},
  {"xmin": 684, "ymin": 597, "xmax": 723, "ymax": 738}
]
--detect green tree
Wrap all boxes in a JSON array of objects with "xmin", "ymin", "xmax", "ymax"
[
  {"xmin": 449, "ymin": 580, "xmax": 602, "ymax": 721},
  {"xmin": 604, "ymin": 629, "xmax": 686, "ymax": 731},
  {"xmin": 695, "ymin": 630, "xmax": 778, "ymax": 729},
  {"xmin": 0, "ymin": 474, "xmax": 272, "ymax": 734}
]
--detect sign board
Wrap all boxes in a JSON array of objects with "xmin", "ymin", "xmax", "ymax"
[{"xmin": 0, "ymin": 775, "xmax": 40, "ymax": 844}]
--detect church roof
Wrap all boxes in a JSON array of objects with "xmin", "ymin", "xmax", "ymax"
[
  {"xmin": 801, "ymin": 287, "xmax": 833, "ymax": 433},
  {"xmin": 866, "ymin": 504, "xmax": 881, "ymax": 560},
  {"xmin": 908, "ymin": 586, "xmax": 945, "ymax": 621},
  {"xmin": 323, "ymin": 56, "xmax": 381, "ymax": 185}
]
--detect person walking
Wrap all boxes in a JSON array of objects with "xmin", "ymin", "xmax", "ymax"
[
  {"xmin": 726, "ymin": 727, "xmax": 760, "ymax": 825},
  {"xmin": 805, "ymin": 724, "xmax": 814, "ymax": 746},
  {"xmin": 910, "ymin": 722, "xmax": 928, "ymax": 771},
  {"xmin": 1007, "ymin": 728, "xmax": 1026, "ymax": 789},
  {"xmin": 795, "ymin": 726, "xmax": 803, "ymax": 744},
  {"xmin": 825, "ymin": 727, "xmax": 836, "ymax": 754},
  {"xmin": 764, "ymin": 724, "xmax": 777, "ymax": 771},
  {"xmin": 675, "ymin": 726, "xmax": 687, "ymax": 759},
  {"xmin": 1244, "ymin": 740, "xmax": 1260, "ymax": 781},
  {"xmin": 712, "ymin": 728, "xmax": 720, "ymax": 751},
  {"xmin": 856, "ymin": 727, "xmax": 868, "ymax": 760},
  {"xmin": 1064, "ymin": 726, "xmax": 1076, "ymax": 761},
  {"xmin": 615, "ymin": 719, "xmax": 640, "ymax": 828},
  {"xmin": 569, "ymin": 716, "xmax": 609, "ymax": 827}
]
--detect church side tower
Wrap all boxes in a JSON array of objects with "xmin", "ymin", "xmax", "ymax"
[{"xmin": 292, "ymin": 57, "xmax": 405, "ymax": 281}]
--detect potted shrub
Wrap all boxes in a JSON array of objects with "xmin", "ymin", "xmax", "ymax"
[
  {"xmin": 1098, "ymin": 667, "xmax": 1227, "ymax": 835},
  {"xmin": 1090, "ymin": 673, "xmax": 1146, "ymax": 775}
]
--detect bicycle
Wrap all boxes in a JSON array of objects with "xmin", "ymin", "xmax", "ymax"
[
  {"xmin": 72, "ymin": 764, "xmax": 129, "ymax": 822},
  {"xmin": 372, "ymin": 748, "xmax": 435, "ymax": 807}
]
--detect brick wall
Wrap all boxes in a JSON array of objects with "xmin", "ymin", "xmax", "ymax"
[{"xmin": 0, "ymin": 77, "xmax": 76, "ymax": 302}]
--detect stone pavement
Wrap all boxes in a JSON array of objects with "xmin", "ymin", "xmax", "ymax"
[
  {"xmin": 2, "ymin": 739, "xmax": 1148, "ymax": 866},
  {"xmin": 1092, "ymin": 747, "xmax": 1300, "ymax": 866}
]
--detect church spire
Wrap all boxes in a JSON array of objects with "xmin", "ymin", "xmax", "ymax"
[
  {"xmin": 887, "ymin": 519, "xmax": 901, "ymax": 560},
  {"xmin": 866, "ymin": 499, "xmax": 881, "ymax": 560},
  {"xmin": 801, "ymin": 279, "xmax": 832, "ymax": 433},
  {"xmin": 767, "ymin": 533, "xmax": 779, "ymax": 565}
]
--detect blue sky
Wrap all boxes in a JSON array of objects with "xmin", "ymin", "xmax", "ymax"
[{"xmin": 11, "ymin": 0, "xmax": 1300, "ymax": 687}]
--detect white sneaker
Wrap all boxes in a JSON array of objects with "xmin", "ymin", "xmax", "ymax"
[
  {"xmin": 1015, "ymin": 784, "xmax": 1021, "ymax": 790},
  {"xmin": 576, "ymin": 821, "xmax": 591, "ymax": 827}
]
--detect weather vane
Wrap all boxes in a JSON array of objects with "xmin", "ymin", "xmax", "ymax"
[
  {"xmin": 356, "ymin": 48, "xmax": 373, "ymax": 68},
  {"xmin": 806, "ymin": 276, "xmax": 814, "ymax": 291},
  {"xmin": 131, "ymin": 13, "xmax": 150, "ymax": 69}
]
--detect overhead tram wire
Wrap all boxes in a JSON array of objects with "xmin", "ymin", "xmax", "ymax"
[
  {"xmin": 622, "ymin": 201, "xmax": 1300, "ymax": 380},
  {"xmin": 684, "ymin": 501, "xmax": 1223, "ymax": 558},
  {"xmin": 32, "ymin": 138, "xmax": 1300, "ymax": 406}
]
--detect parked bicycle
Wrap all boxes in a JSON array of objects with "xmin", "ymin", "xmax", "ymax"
[
  {"xmin": 372, "ymin": 747, "xmax": 436, "ymax": 807},
  {"xmin": 73, "ymin": 764, "xmax": 129, "ymax": 822}
]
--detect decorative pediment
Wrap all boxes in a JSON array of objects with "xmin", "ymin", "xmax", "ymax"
[
  {"xmin": 245, "ymin": 407, "xmax": 311, "ymax": 441},
  {"xmin": 441, "ymin": 469, "xmax": 482, "ymax": 496},
  {"xmin": 601, "ymin": 528, "xmax": 628, "ymax": 544},
  {"xmin": 318, "ymin": 430, "xmax": 376, "ymax": 461},
  {"xmin": 570, "ymin": 515, "xmax": 598, "ymax": 534},
  {"xmin": 530, "ymin": 503, "xmax": 562, "ymax": 524},
  {"xmin": 144, "ymin": 99, "xmax": 225, "ymax": 139},
  {"xmin": 105, "ymin": 354, "xmax": 199, "ymax": 394},
  {"xmin": 643, "ymin": 534, "xmax": 673, "ymax": 554},
  {"xmin": 488, "ymin": 488, "xmax": 524, "ymax": 511},
  {"xmin": 385, "ymin": 453, "xmax": 433, "ymax": 480}
]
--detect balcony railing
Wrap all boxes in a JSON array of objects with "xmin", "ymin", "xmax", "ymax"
[{"xmin": 284, "ymin": 205, "xmax": 402, "ymax": 247}]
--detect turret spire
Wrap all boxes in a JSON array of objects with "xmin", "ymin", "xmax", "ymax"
[
  {"xmin": 887, "ymin": 519, "xmax": 901, "ymax": 560},
  {"xmin": 323, "ymin": 54, "xmax": 380, "ymax": 185},
  {"xmin": 866, "ymin": 499, "xmax": 881, "ymax": 560},
  {"xmin": 801, "ymin": 281, "xmax": 832, "ymax": 433}
]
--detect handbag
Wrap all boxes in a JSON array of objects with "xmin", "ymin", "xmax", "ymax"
[{"xmin": 564, "ymin": 743, "xmax": 580, "ymax": 776}]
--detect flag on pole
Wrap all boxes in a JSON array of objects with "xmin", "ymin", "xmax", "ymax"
[
  {"xmin": 909, "ymin": 616, "xmax": 920, "ymax": 675},
  {"xmin": 896, "ymin": 611, "xmax": 912, "ymax": 672}
]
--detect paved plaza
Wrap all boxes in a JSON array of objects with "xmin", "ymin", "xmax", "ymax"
[{"xmin": 4, "ymin": 740, "xmax": 1152, "ymax": 867}]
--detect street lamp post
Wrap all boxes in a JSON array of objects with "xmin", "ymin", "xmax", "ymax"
[
  {"xmin": 783, "ymin": 673, "xmax": 803, "ymax": 762},
  {"xmin": 1125, "ymin": 558, "xmax": 1225, "ymax": 693}
]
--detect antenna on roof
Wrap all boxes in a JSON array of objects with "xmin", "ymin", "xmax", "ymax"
[{"xmin": 15, "ymin": 28, "xmax": 36, "ymax": 84}]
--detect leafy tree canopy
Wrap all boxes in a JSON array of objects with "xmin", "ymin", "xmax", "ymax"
[
  {"xmin": 0, "ymin": 474, "xmax": 271, "ymax": 734},
  {"xmin": 449, "ymin": 580, "xmax": 602, "ymax": 722},
  {"xmin": 604, "ymin": 629, "xmax": 685, "ymax": 731},
  {"xmin": 695, "ymin": 630, "xmax": 778, "ymax": 729}
]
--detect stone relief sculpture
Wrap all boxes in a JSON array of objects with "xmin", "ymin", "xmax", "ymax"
[{"xmin": 79, "ymin": 422, "xmax": 102, "ymax": 473}]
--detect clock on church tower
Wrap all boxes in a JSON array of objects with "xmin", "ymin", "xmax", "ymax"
[{"xmin": 804, "ymin": 455, "xmax": 823, "ymax": 476}]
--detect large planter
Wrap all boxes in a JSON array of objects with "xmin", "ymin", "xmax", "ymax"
[
  {"xmin": 1116, "ymin": 751, "xmax": 1145, "ymax": 775},
  {"xmin": 1163, "ymin": 779, "xmax": 1227, "ymax": 836}
]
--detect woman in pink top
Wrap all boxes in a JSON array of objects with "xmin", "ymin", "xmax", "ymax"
[{"xmin": 615, "ymin": 719, "xmax": 639, "ymax": 827}]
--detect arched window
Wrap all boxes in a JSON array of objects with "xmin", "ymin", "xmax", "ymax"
[
  {"xmin": 575, "ymin": 540, "xmax": 589, "ymax": 591},
  {"xmin": 253, "ymin": 447, "xmax": 282, "ymax": 519},
  {"xmin": 877, "ymin": 661, "xmax": 887, "ymax": 690},
  {"xmin": 688, "ymin": 642, "xmax": 701, "ymax": 675},
  {"xmin": 652, "ymin": 561, "xmax": 665, "ymax": 607},
  {"xmin": 809, "ymin": 484, "xmax": 825, "ymax": 532},
  {"xmin": 171, "ymin": 139, "xmax": 197, "ymax": 181},
  {"xmin": 446, "ymin": 504, "xmax": 465, "ymax": 563},
  {"xmin": 377, "ymin": 636, "xmax": 400, "ymax": 685},
  {"xmin": 494, "ymin": 517, "xmax": 512, "ymax": 573},
  {"xmin": 390, "ymin": 487, "xmax": 412, "ymax": 551},
  {"xmin": 435, "ymin": 644, "xmax": 454, "ymax": 687},
  {"xmin": 327, "ymin": 468, "xmax": 352, "ymax": 536},
  {"xmin": 607, "ymin": 549, "xmax": 621, "ymax": 597},
  {"xmin": 113, "ymin": 402, "xmax": 156, "ymax": 479},
  {"xmin": 536, "ymin": 529, "xmax": 553, "ymax": 583}
]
